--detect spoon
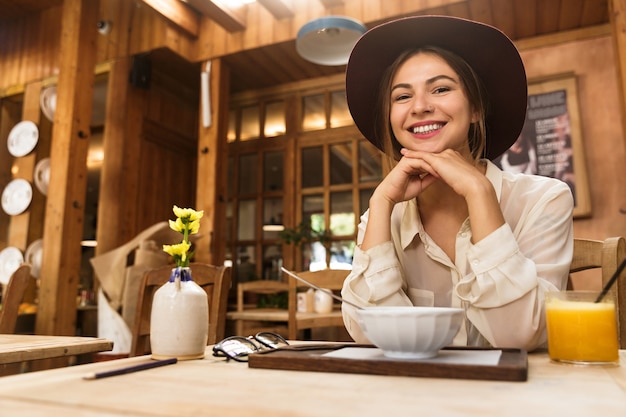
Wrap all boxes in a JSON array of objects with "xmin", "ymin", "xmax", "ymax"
[
  {"xmin": 280, "ymin": 267, "xmax": 363, "ymax": 310},
  {"xmin": 595, "ymin": 257, "xmax": 626, "ymax": 303}
]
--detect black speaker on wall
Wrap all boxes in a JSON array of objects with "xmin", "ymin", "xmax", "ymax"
[{"xmin": 129, "ymin": 53, "xmax": 151, "ymax": 89}]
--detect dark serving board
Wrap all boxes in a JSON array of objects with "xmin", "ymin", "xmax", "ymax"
[{"xmin": 248, "ymin": 344, "xmax": 528, "ymax": 382}]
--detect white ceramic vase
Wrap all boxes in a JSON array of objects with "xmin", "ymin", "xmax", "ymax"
[{"xmin": 150, "ymin": 266, "xmax": 208, "ymax": 360}]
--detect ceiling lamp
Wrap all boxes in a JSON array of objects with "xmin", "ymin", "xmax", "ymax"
[{"xmin": 296, "ymin": 16, "xmax": 367, "ymax": 66}]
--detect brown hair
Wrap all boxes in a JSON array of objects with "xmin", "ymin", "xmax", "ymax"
[{"xmin": 375, "ymin": 46, "xmax": 488, "ymax": 165}]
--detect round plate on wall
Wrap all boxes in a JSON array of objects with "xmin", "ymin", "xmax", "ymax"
[
  {"xmin": 34, "ymin": 158, "xmax": 50, "ymax": 196},
  {"xmin": 25, "ymin": 239, "xmax": 43, "ymax": 278},
  {"xmin": 40, "ymin": 86, "xmax": 57, "ymax": 122},
  {"xmin": 1, "ymin": 179, "xmax": 33, "ymax": 216},
  {"xmin": 0, "ymin": 246, "xmax": 24, "ymax": 286},
  {"xmin": 7, "ymin": 120, "xmax": 39, "ymax": 157}
]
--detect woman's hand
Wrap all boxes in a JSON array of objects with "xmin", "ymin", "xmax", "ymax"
[
  {"xmin": 399, "ymin": 148, "xmax": 487, "ymax": 199},
  {"xmin": 398, "ymin": 148, "xmax": 505, "ymax": 243},
  {"xmin": 372, "ymin": 152, "xmax": 439, "ymax": 206}
]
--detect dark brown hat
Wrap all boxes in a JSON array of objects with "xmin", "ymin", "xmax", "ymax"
[{"xmin": 346, "ymin": 15, "xmax": 527, "ymax": 160}]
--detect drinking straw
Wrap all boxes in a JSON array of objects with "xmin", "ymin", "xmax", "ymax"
[{"xmin": 595, "ymin": 257, "xmax": 626, "ymax": 303}]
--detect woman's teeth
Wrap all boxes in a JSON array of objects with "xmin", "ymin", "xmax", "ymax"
[{"xmin": 411, "ymin": 123, "xmax": 443, "ymax": 134}]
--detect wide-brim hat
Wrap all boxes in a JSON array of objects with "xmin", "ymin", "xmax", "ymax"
[{"xmin": 346, "ymin": 15, "xmax": 527, "ymax": 160}]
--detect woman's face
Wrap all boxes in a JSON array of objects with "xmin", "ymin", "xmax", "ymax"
[{"xmin": 389, "ymin": 52, "xmax": 478, "ymax": 156}]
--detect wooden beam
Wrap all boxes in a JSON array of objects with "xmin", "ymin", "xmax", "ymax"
[
  {"xmin": 142, "ymin": 0, "xmax": 200, "ymax": 37},
  {"xmin": 94, "ymin": 57, "xmax": 130, "ymax": 256},
  {"xmin": 515, "ymin": 23, "xmax": 610, "ymax": 51},
  {"xmin": 257, "ymin": 0, "xmax": 294, "ymax": 19},
  {"xmin": 194, "ymin": 59, "xmax": 230, "ymax": 265},
  {"xmin": 185, "ymin": 0, "xmax": 247, "ymax": 32},
  {"xmin": 7, "ymin": 82, "xmax": 41, "ymax": 252},
  {"xmin": 35, "ymin": 0, "xmax": 99, "ymax": 337}
]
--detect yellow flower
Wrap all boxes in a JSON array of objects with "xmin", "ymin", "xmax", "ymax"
[
  {"xmin": 162, "ymin": 241, "xmax": 191, "ymax": 259},
  {"xmin": 168, "ymin": 218, "xmax": 185, "ymax": 233},
  {"xmin": 188, "ymin": 219, "xmax": 201, "ymax": 234},
  {"xmin": 164, "ymin": 205, "xmax": 203, "ymax": 267},
  {"xmin": 173, "ymin": 205, "xmax": 204, "ymax": 221}
]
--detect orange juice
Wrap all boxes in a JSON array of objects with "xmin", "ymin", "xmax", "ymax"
[{"xmin": 545, "ymin": 291, "xmax": 619, "ymax": 364}]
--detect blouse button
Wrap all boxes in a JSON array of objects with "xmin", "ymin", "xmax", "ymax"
[{"xmin": 472, "ymin": 259, "xmax": 479, "ymax": 266}]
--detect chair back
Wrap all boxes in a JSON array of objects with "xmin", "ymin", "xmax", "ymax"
[
  {"xmin": 287, "ymin": 269, "xmax": 349, "ymax": 339},
  {"xmin": 235, "ymin": 280, "xmax": 289, "ymax": 312},
  {"xmin": 0, "ymin": 264, "xmax": 33, "ymax": 334},
  {"xmin": 569, "ymin": 237, "xmax": 626, "ymax": 348},
  {"xmin": 130, "ymin": 262, "xmax": 231, "ymax": 356}
]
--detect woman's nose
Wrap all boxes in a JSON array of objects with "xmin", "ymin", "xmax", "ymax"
[{"xmin": 411, "ymin": 95, "xmax": 434, "ymax": 114}]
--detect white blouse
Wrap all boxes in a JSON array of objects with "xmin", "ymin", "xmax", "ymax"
[{"xmin": 341, "ymin": 160, "xmax": 574, "ymax": 351}]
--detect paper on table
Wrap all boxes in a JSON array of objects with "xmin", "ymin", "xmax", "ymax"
[{"xmin": 323, "ymin": 348, "xmax": 502, "ymax": 366}]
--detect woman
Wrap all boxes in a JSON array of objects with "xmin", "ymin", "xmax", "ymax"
[{"xmin": 341, "ymin": 16, "xmax": 574, "ymax": 350}]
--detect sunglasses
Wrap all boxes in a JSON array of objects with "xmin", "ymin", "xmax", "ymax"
[{"xmin": 212, "ymin": 332, "xmax": 289, "ymax": 362}]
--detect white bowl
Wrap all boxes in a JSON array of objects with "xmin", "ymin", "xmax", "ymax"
[{"xmin": 355, "ymin": 306, "xmax": 464, "ymax": 359}]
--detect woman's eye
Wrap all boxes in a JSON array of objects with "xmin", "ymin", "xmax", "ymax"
[
  {"xmin": 433, "ymin": 86, "xmax": 451, "ymax": 94},
  {"xmin": 393, "ymin": 93, "xmax": 411, "ymax": 102}
]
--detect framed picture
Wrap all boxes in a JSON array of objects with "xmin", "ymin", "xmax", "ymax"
[{"xmin": 493, "ymin": 73, "xmax": 591, "ymax": 218}]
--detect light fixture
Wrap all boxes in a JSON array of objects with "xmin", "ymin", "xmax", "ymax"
[
  {"xmin": 296, "ymin": 16, "xmax": 367, "ymax": 66},
  {"xmin": 262, "ymin": 222, "xmax": 285, "ymax": 232}
]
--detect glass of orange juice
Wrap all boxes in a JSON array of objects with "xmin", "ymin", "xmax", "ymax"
[{"xmin": 545, "ymin": 291, "xmax": 619, "ymax": 365}]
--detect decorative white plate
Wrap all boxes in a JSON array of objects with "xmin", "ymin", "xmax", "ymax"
[
  {"xmin": 0, "ymin": 246, "xmax": 24, "ymax": 286},
  {"xmin": 34, "ymin": 158, "xmax": 51, "ymax": 196},
  {"xmin": 25, "ymin": 239, "xmax": 43, "ymax": 278},
  {"xmin": 1, "ymin": 179, "xmax": 33, "ymax": 216},
  {"xmin": 40, "ymin": 85, "xmax": 57, "ymax": 122},
  {"xmin": 7, "ymin": 120, "xmax": 39, "ymax": 157}
]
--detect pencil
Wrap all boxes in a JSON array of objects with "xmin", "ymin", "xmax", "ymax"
[{"xmin": 83, "ymin": 358, "xmax": 178, "ymax": 380}]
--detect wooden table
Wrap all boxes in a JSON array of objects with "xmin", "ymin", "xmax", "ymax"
[
  {"xmin": 0, "ymin": 334, "xmax": 113, "ymax": 365},
  {"xmin": 0, "ymin": 346, "xmax": 623, "ymax": 417}
]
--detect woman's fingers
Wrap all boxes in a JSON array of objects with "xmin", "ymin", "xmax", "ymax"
[{"xmin": 399, "ymin": 148, "xmax": 484, "ymax": 197}]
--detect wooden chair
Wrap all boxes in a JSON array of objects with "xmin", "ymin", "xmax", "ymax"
[
  {"xmin": 226, "ymin": 280, "xmax": 290, "ymax": 336},
  {"xmin": 0, "ymin": 263, "xmax": 33, "ymax": 334},
  {"xmin": 129, "ymin": 263, "xmax": 231, "ymax": 357},
  {"xmin": 569, "ymin": 237, "xmax": 626, "ymax": 348},
  {"xmin": 286, "ymin": 269, "xmax": 350, "ymax": 340}
]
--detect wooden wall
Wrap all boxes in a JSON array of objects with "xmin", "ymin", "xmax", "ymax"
[{"xmin": 521, "ymin": 34, "xmax": 626, "ymax": 289}]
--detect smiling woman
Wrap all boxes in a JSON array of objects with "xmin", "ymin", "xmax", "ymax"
[{"xmin": 340, "ymin": 15, "xmax": 574, "ymax": 352}]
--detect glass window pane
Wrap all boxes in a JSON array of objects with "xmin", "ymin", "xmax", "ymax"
[
  {"xmin": 240, "ymin": 104, "xmax": 260, "ymax": 141},
  {"xmin": 330, "ymin": 90, "xmax": 352, "ymax": 128},
  {"xmin": 359, "ymin": 188, "xmax": 375, "ymax": 216},
  {"xmin": 264, "ymin": 151, "xmax": 283, "ymax": 192},
  {"xmin": 227, "ymin": 109, "xmax": 237, "ymax": 142},
  {"xmin": 236, "ymin": 246, "xmax": 257, "ymax": 283},
  {"xmin": 227, "ymin": 156, "xmax": 234, "ymax": 199},
  {"xmin": 262, "ymin": 245, "xmax": 283, "ymax": 280},
  {"xmin": 301, "ymin": 195, "xmax": 326, "ymax": 271},
  {"xmin": 264, "ymin": 100, "xmax": 286, "ymax": 137},
  {"xmin": 301, "ymin": 146, "xmax": 323, "ymax": 188},
  {"xmin": 302, "ymin": 94, "xmax": 325, "ymax": 131},
  {"xmin": 330, "ymin": 142, "xmax": 352, "ymax": 185},
  {"xmin": 238, "ymin": 154, "xmax": 258, "ymax": 195},
  {"xmin": 237, "ymin": 199, "xmax": 256, "ymax": 240},
  {"xmin": 263, "ymin": 198, "xmax": 284, "ymax": 240},
  {"xmin": 302, "ymin": 194, "xmax": 325, "ymax": 232},
  {"xmin": 225, "ymin": 201, "xmax": 233, "ymax": 241},
  {"xmin": 330, "ymin": 191, "xmax": 355, "ymax": 236},
  {"xmin": 305, "ymin": 241, "xmax": 327, "ymax": 271},
  {"xmin": 359, "ymin": 140, "xmax": 383, "ymax": 182},
  {"xmin": 330, "ymin": 240, "xmax": 355, "ymax": 269}
]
